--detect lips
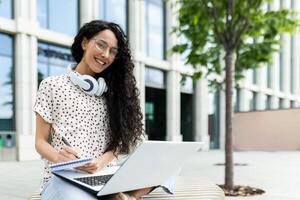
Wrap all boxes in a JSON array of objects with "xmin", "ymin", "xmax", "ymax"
[{"xmin": 95, "ymin": 58, "xmax": 106, "ymax": 66}]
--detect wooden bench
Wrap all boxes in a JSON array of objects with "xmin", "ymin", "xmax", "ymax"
[{"xmin": 29, "ymin": 176, "xmax": 225, "ymax": 200}]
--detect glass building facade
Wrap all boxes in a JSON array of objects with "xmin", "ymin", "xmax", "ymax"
[
  {"xmin": 145, "ymin": 67, "xmax": 166, "ymax": 140},
  {"xmin": 180, "ymin": 76, "xmax": 194, "ymax": 141},
  {"xmin": 99, "ymin": 0, "xmax": 127, "ymax": 33},
  {"xmin": 37, "ymin": 0, "xmax": 79, "ymax": 36},
  {"xmin": 37, "ymin": 42, "xmax": 74, "ymax": 85},
  {"xmin": 0, "ymin": 0, "xmax": 13, "ymax": 19},
  {"xmin": 144, "ymin": 0, "xmax": 165, "ymax": 59},
  {"xmin": 0, "ymin": 34, "xmax": 14, "ymax": 131}
]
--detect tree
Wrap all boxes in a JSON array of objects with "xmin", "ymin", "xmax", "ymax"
[{"xmin": 172, "ymin": 0, "xmax": 299, "ymax": 192}]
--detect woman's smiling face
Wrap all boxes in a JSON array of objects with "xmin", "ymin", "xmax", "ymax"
[{"xmin": 81, "ymin": 29, "xmax": 118, "ymax": 75}]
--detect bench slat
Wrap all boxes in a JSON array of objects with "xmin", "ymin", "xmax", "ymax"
[{"xmin": 29, "ymin": 178, "xmax": 225, "ymax": 200}]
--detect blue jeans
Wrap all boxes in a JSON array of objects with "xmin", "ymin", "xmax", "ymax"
[
  {"xmin": 41, "ymin": 172, "xmax": 178, "ymax": 200},
  {"xmin": 41, "ymin": 176, "xmax": 98, "ymax": 200}
]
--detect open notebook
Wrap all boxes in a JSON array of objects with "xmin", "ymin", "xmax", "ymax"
[{"xmin": 50, "ymin": 157, "xmax": 93, "ymax": 171}]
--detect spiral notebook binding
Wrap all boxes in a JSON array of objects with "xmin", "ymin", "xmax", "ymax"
[{"xmin": 50, "ymin": 157, "xmax": 93, "ymax": 171}]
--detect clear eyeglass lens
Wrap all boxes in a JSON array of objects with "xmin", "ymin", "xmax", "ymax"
[{"xmin": 95, "ymin": 40, "xmax": 118, "ymax": 58}]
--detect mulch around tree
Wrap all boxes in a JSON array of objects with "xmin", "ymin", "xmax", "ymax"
[
  {"xmin": 214, "ymin": 162, "xmax": 265, "ymax": 196},
  {"xmin": 218, "ymin": 185, "xmax": 265, "ymax": 196}
]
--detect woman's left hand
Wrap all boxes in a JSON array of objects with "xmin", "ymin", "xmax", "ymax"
[{"xmin": 77, "ymin": 157, "xmax": 105, "ymax": 173}]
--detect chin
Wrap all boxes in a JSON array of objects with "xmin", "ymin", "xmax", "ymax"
[
  {"xmin": 93, "ymin": 68, "xmax": 104, "ymax": 74},
  {"xmin": 90, "ymin": 64, "xmax": 104, "ymax": 74}
]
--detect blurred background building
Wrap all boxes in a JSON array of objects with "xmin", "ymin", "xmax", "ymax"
[{"xmin": 0, "ymin": 0, "xmax": 299, "ymax": 161}]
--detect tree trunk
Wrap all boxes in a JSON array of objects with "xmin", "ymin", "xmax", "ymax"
[{"xmin": 224, "ymin": 51, "xmax": 235, "ymax": 190}]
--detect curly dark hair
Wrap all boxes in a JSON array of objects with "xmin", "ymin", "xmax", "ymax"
[{"xmin": 71, "ymin": 20, "xmax": 144, "ymax": 155}]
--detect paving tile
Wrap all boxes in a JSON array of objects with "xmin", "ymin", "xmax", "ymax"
[{"xmin": 0, "ymin": 151, "xmax": 299, "ymax": 200}]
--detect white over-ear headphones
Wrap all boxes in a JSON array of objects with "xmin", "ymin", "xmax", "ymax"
[{"xmin": 67, "ymin": 63, "xmax": 108, "ymax": 96}]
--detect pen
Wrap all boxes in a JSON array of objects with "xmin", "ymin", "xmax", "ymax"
[{"xmin": 62, "ymin": 136, "xmax": 80, "ymax": 159}]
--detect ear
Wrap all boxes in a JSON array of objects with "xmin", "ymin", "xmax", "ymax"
[{"xmin": 81, "ymin": 37, "xmax": 88, "ymax": 50}]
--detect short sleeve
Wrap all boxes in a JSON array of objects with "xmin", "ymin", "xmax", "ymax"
[{"xmin": 33, "ymin": 78, "xmax": 54, "ymax": 124}]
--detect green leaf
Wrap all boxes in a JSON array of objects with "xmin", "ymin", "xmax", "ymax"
[{"xmin": 172, "ymin": 0, "xmax": 300, "ymax": 86}]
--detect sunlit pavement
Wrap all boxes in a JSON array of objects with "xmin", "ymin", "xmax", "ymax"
[{"xmin": 0, "ymin": 150, "xmax": 299, "ymax": 200}]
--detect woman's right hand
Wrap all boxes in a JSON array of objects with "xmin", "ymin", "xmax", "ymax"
[{"xmin": 55, "ymin": 146, "xmax": 81, "ymax": 163}]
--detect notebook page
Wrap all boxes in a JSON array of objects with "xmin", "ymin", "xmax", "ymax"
[{"xmin": 50, "ymin": 157, "xmax": 93, "ymax": 172}]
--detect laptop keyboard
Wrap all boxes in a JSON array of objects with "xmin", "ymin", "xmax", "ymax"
[{"xmin": 75, "ymin": 174, "xmax": 113, "ymax": 186}]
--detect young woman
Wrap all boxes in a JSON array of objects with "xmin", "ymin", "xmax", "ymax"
[{"xmin": 34, "ymin": 20, "xmax": 154, "ymax": 200}]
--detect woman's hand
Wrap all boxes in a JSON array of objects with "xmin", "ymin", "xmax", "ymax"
[
  {"xmin": 55, "ymin": 146, "xmax": 81, "ymax": 163},
  {"xmin": 77, "ymin": 157, "xmax": 106, "ymax": 174}
]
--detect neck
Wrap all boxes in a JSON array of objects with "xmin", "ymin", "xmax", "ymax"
[{"xmin": 75, "ymin": 61, "xmax": 96, "ymax": 77}]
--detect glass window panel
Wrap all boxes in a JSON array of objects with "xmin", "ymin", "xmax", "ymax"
[
  {"xmin": 38, "ymin": 42, "xmax": 74, "ymax": 85},
  {"xmin": 279, "ymin": 98, "xmax": 284, "ymax": 109},
  {"xmin": 0, "ymin": 0, "xmax": 13, "ymax": 19},
  {"xmin": 267, "ymin": 64, "xmax": 272, "ymax": 88},
  {"xmin": 145, "ymin": 0, "xmax": 164, "ymax": 59},
  {"xmin": 246, "ymin": 69, "xmax": 253, "ymax": 85},
  {"xmin": 179, "ymin": 35, "xmax": 190, "ymax": 62},
  {"xmin": 252, "ymin": 69, "xmax": 257, "ymax": 84},
  {"xmin": 243, "ymin": 90, "xmax": 253, "ymax": 111},
  {"xmin": 233, "ymin": 89, "xmax": 240, "ymax": 112},
  {"xmin": 38, "ymin": 62, "xmax": 48, "ymax": 84},
  {"xmin": 0, "ymin": 34, "xmax": 13, "ymax": 56},
  {"xmin": 0, "ymin": 57, "xmax": 13, "ymax": 119},
  {"xmin": 208, "ymin": 92, "xmax": 215, "ymax": 115},
  {"xmin": 38, "ymin": 43, "xmax": 49, "ymax": 63},
  {"xmin": 279, "ymin": 36, "xmax": 284, "ymax": 92},
  {"xmin": 37, "ymin": 0, "xmax": 78, "ymax": 36},
  {"xmin": 250, "ymin": 92, "xmax": 257, "ymax": 111},
  {"xmin": 180, "ymin": 76, "xmax": 193, "ymax": 94},
  {"xmin": 260, "ymin": 94, "xmax": 267, "ymax": 110},
  {"xmin": 0, "ymin": 34, "xmax": 14, "ymax": 131},
  {"xmin": 145, "ymin": 67, "xmax": 165, "ymax": 88},
  {"xmin": 37, "ymin": 0, "xmax": 47, "ymax": 28},
  {"xmin": 49, "ymin": 0, "xmax": 78, "ymax": 36},
  {"xmin": 99, "ymin": 0, "xmax": 127, "ymax": 32},
  {"xmin": 290, "ymin": 36, "xmax": 294, "ymax": 94},
  {"xmin": 48, "ymin": 45, "xmax": 73, "ymax": 66},
  {"xmin": 266, "ymin": 95, "xmax": 272, "ymax": 110},
  {"xmin": 261, "ymin": 66, "xmax": 267, "ymax": 87},
  {"xmin": 50, "ymin": 64, "xmax": 68, "ymax": 76}
]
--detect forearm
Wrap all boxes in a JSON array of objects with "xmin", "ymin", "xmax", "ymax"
[
  {"xmin": 97, "ymin": 150, "xmax": 117, "ymax": 167},
  {"xmin": 35, "ymin": 138, "xmax": 62, "ymax": 163}
]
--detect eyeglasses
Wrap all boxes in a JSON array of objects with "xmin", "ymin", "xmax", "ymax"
[{"xmin": 92, "ymin": 39, "xmax": 118, "ymax": 58}]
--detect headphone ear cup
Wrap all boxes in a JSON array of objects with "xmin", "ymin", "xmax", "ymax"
[
  {"xmin": 95, "ymin": 77, "xmax": 108, "ymax": 96},
  {"xmin": 81, "ymin": 75, "xmax": 99, "ymax": 96}
]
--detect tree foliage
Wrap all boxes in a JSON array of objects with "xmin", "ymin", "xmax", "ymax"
[
  {"xmin": 172, "ymin": 0, "xmax": 300, "ymax": 191},
  {"xmin": 172, "ymin": 0, "xmax": 299, "ymax": 89}
]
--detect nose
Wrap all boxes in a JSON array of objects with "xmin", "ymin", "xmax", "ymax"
[{"xmin": 100, "ymin": 48, "xmax": 110, "ymax": 58}]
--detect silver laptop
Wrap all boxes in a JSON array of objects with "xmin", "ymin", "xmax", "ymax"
[{"xmin": 52, "ymin": 140, "xmax": 202, "ymax": 196}]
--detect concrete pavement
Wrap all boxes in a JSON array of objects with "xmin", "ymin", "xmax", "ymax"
[{"xmin": 0, "ymin": 151, "xmax": 299, "ymax": 200}]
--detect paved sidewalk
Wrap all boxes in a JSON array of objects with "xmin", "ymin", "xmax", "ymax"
[{"xmin": 0, "ymin": 151, "xmax": 299, "ymax": 200}]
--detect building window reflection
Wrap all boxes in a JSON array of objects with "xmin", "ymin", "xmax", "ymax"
[
  {"xmin": 266, "ymin": 95, "xmax": 272, "ymax": 110},
  {"xmin": 38, "ymin": 42, "xmax": 74, "ymax": 85},
  {"xmin": 145, "ymin": 66, "xmax": 166, "ymax": 140},
  {"xmin": 233, "ymin": 89, "xmax": 238, "ymax": 112},
  {"xmin": 0, "ymin": 0, "xmax": 13, "ymax": 19},
  {"xmin": 37, "ymin": 0, "xmax": 79, "ymax": 36},
  {"xmin": 279, "ymin": 35, "xmax": 284, "ymax": 92},
  {"xmin": 246, "ymin": 69, "xmax": 254, "ymax": 85},
  {"xmin": 0, "ymin": 33, "xmax": 14, "ymax": 131},
  {"xmin": 145, "ymin": 67, "xmax": 165, "ymax": 89},
  {"xmin": 244, "ymin": 90, "xmax": 254, "ymax": 111},
  {"xmin": 98, "ymin": 0, "xmax": 127, "ymax": 33},
  {"xmin": 145, "ymin": 0, "xmax": 165, "ymax": 60},
  {"xmin": 180, "ymin": 76, "xmax": 193, "ymax": 141},
  {"xmin": 208, "ymin": 91, "xmax": 220, "ymax": 149}
]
